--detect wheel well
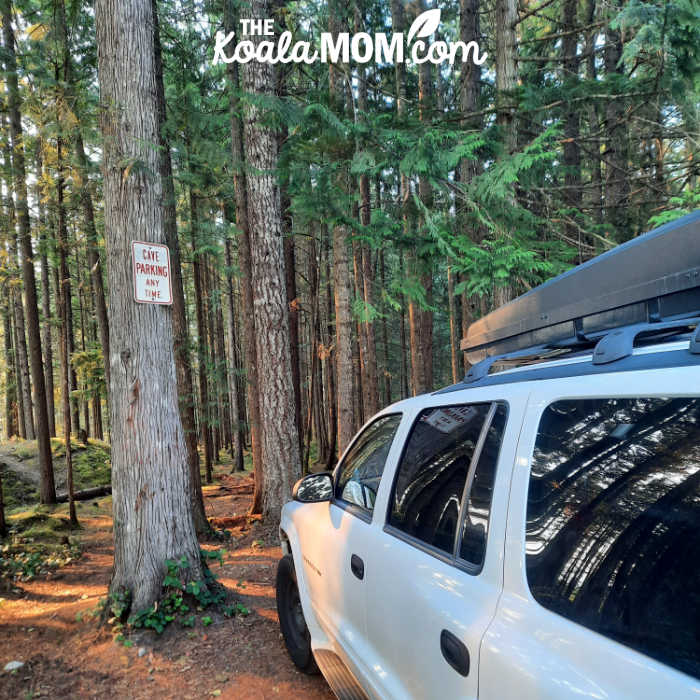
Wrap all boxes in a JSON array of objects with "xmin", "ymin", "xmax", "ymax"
[{"xmin": 279, "ymin": 528, "xmax": 291, "ymax": 556}]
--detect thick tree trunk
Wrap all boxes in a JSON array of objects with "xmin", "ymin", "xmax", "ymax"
[
  {"xmin": 95, "ymin": 0, "xmax": 205, "ymax": 611},
  {"xmin": 1, "ymin": 0, "xmax": 54, "ymax": 503},
  {"xmin": 152, "ymin": 0, "xmax": 210, "ymax": 534},
  {"xmin": 242, "ymin": 0, "xmax": 302, "ymax": 518},
  {"xmin": 225, "ymin": 0, "xmax": 263, "ymax": 511}
]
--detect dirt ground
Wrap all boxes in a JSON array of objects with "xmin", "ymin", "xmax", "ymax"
[{"xmin": 0, "ymin": 468, "xmax": 334, "ymax": 699}]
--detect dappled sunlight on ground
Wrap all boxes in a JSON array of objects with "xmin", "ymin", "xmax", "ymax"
[{"xmin": 0, "ymin": 460, "xmax": 332, "ymax": 699}]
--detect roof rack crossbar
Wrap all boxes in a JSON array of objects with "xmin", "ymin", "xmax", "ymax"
[
  {"xmin": 691, "ymin": 325, "xmax": 700, "ymax": 355},
  {"xmin": 464, "ymin": 343, "xmax": 554, "ymax": 384},
  {"xmin": 592, "ymin": 317, "xmax": 700, "ymax": 365}
]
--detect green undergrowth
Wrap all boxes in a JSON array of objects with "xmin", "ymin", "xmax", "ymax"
[
  {"xmin": 105, "ymin": 549, "xmax": 249, "ymax": 643},
  {"xmin": 0, "ymin": 469, "xmax": 39, "ymax": 510},
  {"xmin": 0, "ymin": 510, "xmax": 81, "ymax": 587}
]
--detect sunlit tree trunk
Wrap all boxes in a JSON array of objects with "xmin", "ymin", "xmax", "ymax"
[
  {"xmin": 95, "ymin": 0, "xmax": 205, "ymax": 611},
  {"xmin": 242, "ymin": 0, "xmax": 302, "ymax": 517}
]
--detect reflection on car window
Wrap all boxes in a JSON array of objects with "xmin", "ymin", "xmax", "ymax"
[
  {"xmin": 527, "ymin": 397, "xmax": 700, "ymax": 680},
  {"xmin": 459, "ymin": 404, "xmax": 507, "ymax": 567},
  {"xmin": 335, "ymin": 415, "xmax": 402, "ymax": 513},
  {"xmin": 389, "ymin": 404, "xmax": 491, "ymax": 554}
]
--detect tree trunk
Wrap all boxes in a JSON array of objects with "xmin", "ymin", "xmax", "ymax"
[
  {"xmin": 354, "ymin": 0, "xmax": 380, "ymax": 419},
  {"xmin": 495, "ymin": 0, "xmax": 518, "ymax": 156},
  {"xmin": 323, "ymin": 224, "xmax": 337, "ymax": 468},
  {"xmin": 448, "ymin": 265, "xmax": 459, "ymax": 384},
  {"xmin": 3, "ymin": 306, "xmax": 17, "ymax": 438},
  {"xmin": 1, "ymin": 0, "xmax": 54, "ymax": 503},
  {"xmin": 0, "ymin": 461, "xmax": 5, "ymax": 537},
  {"xmin": 95, "ymin": 0, "xmax": 206, "ymax": 611},
  {"xmin": 328, "ymin": 3, "xmax": 356, "ymax": 454},
  {"xmin": 11, "ymin": 302, "xmax": 27, "ymax": 439},
  {"xmin": 76, "ymin": 132, "xmax": 111, "ymax": 389},
  {"xmin": 413, "ymin": 2, "xmax": 434, "ymax": 395},
  {"xmin": 35, "ymin": 143, "xmax": 56, "ymax": 437},
  {"xmin": 242, "ymin": 0, "xmax": 302, "ymax": 518},
  {"xmin": 561, "ymin": 0, "xmax": 582, "ymax": 242},
  {"xmin": 56, "ymin": 130, "xmax": 78, "ymax": 439},
  {"xmin": 152, "ymin": 0, "xmax": 210, "ymax": 534},
  {"xmin": 459, "ymin": 0, "xmax": 483, "ymax": 365},
  {"xmin": 604, "ymin": 0, "xmax": 631, "ymax": 240},
  {"xmin": 189, "ymin": 191, "xmax": 213, "ymax": 484},
  {"xmin": 58, "ymin": 211, "xmax": 78, "ymax": 528},
  {"xmin": 225, "ymin": 0, "xmax": 264, "ymax": 511},
  {"xmin": 224, "ymin": 236, "xmax": 245, "ymax": 473}
]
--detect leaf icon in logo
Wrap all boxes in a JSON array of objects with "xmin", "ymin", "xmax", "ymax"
[{"xmin": 407, "ymin": 9, "xmax": 441, "ymax": 44}]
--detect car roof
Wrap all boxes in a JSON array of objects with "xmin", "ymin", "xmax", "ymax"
[{"xmin": 382, "ymin": 338, "xmax": 700, "ymax": 412}]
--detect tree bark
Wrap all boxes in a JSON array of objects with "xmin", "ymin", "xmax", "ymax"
[
  {"xmin": 561, "ymin": 0, "xmax": 582, "ymax": 242},
  {"xmin": 1, "ymin": 120, "xmax": 34, "ymax": 441},
  {"xmin": 35, "ymin": 142, "xmax": 56, "ymax": 437},
  {"xmin": 1, "ymin": 0, "xmax": 55, "ymax": 503},
  {"xmin": 189, "ymin": 190, "xmax": 214, "ymax": 484},
  {"xmin": 328, "ymin": 1, "xmax": 356, "ymax": 453},
  {"xmin": 3, "ymin": 306, "xmax": 17, "ymax": 438},
  {"xmin": 604, "ymin": 0, "xmax": 631, "ymax": 240},
  {"xmin": 225, "ymin": 0, "xmax": 264, "ymax": 511},
  {"xmin": 224, "ymin": 236, "xmax": 245, "ymax": 473},
  {"xmin": 152, "ymin": 0, "xmax": 210, "ymax": 534},
  {"xmin": 242, "ymin": 0, "xmax": 302, "ymax": 518},
  {"xmin": 95, "ymin": 0, "xmax": 205, "ymax": 611}
]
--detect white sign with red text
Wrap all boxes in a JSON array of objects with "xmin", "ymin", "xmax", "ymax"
[{"xmin": 132, "ymin": 241, "xmax": 173, "ymax": 305}]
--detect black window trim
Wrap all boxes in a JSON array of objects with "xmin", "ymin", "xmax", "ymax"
[
  {"xmin": 383, "ymin": 400, "xmax": 509, "ymax": 575},
  {"xmin": 332, "ymin": 411, "xmax": 403, "ymax": 523}
]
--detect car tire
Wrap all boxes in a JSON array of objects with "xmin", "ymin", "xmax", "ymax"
[{"xmin": 276, "ymin": 554, "xmax": 319, "ymax": 675}]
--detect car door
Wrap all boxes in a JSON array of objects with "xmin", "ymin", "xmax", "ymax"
[
  {"xmin": 364, "ymin": 393, "xmax": 526, "ymax": 700},
  {"xmin": 479, "ymin": 368, "xmax": 700, "ymax": 700},
  {"xmin": 293, "ymin": 413, "xmax": 403, "ymax": 675}
]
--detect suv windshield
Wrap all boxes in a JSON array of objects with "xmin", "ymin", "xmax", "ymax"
[{"xmin": 526, "ymin": 397, "xmax": 700, "ymax": 680}]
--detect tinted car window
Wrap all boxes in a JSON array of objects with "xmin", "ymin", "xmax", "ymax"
[
  {"xmin": 459, "ymin": 404, "xmax": 508, "ymax": 567},
  {"xmin": 336, "ymin": 414, "xmax": 402, "ymax": 513},
  {"xmin": 389, "ymin": 404, "xmax": 491, "ymax": 554},
  {"xmin": 527, "ymin": 397, "xmax": 700, "ymax": 680}
]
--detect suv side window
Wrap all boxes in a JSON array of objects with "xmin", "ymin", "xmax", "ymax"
[
  {"xmin": 335, "ymin": 414, "xmax": 402, "ymax": 514},
  {"xmin": 527, "ymin": 397, "xmax": 700, "ymax": 681},
  {"xmin": 388, "ymin": 403, "xmax": 493, "ymax": 555}
]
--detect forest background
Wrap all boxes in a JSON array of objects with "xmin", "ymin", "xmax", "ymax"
[{"xmin": 0, "ymin": 0, "xmax": 698, "ymax": 529}]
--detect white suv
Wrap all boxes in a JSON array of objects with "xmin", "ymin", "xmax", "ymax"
[{"xmin": 276, "ymin": 211, "xmax": 700, "ymax": 700}]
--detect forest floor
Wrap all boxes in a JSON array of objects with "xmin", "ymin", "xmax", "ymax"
[{"xmin": 0, "ymin": 446, "xmax": 334, "ymax": 700}]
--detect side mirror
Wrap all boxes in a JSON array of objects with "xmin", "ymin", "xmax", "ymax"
[{"xmin": 293, "ymin": 472, "xmax": 334, "ymax": 503}]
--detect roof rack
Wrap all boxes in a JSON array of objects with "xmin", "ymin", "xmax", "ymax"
[{"xmin": 461, "ymin": 210, "xmax": 700, "ymax": 380}]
